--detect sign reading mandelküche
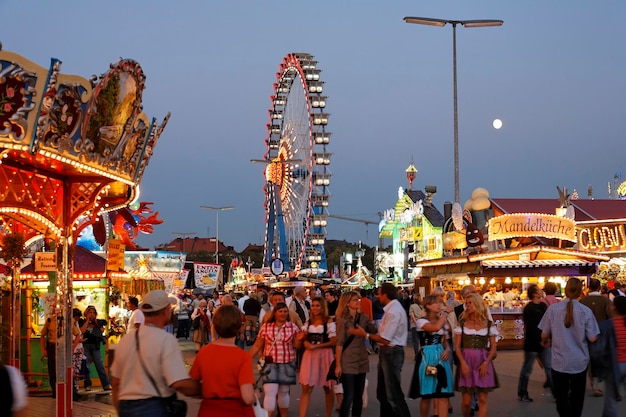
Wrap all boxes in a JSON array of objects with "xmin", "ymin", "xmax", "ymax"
[{"xmin": 488, "ymin": 213, "xmax": 576, "ymax": 242}]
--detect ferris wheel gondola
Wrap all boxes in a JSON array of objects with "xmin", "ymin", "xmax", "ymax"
[{"xmin": 259, "ymin": 53, "xmax": 331, "ymax": 274}]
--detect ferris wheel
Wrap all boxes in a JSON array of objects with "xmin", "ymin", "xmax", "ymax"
[{"xmin": 258, "ymin": 52, "xmax": 331, "ymax": 274}]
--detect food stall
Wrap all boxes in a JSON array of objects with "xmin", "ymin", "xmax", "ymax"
[
  {"xmin": 20, "ymin": 246, "xmax": 127, "ymax": 393},
  {"xmin": 417, "ymin": 209, "xmax": 609, "ymax": 349}
]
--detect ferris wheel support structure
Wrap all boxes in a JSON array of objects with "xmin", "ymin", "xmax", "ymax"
[{"xmin": 260, "ymin": 52, "xmax": 331, "ymax": 273}]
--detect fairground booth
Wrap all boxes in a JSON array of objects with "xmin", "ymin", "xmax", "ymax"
[
  {"xmin": 376, "ymin": 162, "xmax": 445, "ymax": 286},
  {"xmin": 415, "ymin": 192, "xmax": 621, "ymax": 349},
  {"xmin": 20, "ymin": 246, "xmax": 127, "ymax": 393},
  {"xmin": 0, "ymin": 47, "xmax": 168, "ymax": 415}
]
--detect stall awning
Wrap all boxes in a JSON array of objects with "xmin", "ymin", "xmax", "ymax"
[
  {"xmin": 481, "ymin": 259, "xmax": 596, "ymax": 268},
  {"xmin": 481, "ymin": 258, "xmax": 597, "ymax": 277}
]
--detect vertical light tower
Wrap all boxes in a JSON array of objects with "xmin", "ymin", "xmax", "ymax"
[
  {"xmin": 403, "ymin": 16, "xmax": 503, "ymax": 203},
  {"xmin": 200, "ymin": 206, "xmax": 235, "ymax": 264}
]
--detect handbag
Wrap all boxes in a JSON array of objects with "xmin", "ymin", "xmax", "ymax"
[
  {"xmin": 326, "ymin": 313, "xmax": 361, "ymax": 381},
  {"xmin": 425, "ymin": 364, "xmax": 438, "ymax": 376},
  {"xmin": 135, "ymin": 330, "xmax": 187, "ymax": 417},
  {"xmin": 421, "ymin": 350, "xmax": 438, "ymax": 377},
  {"xmin": 252, "ymin": 395, "xmax": 268, "ymax": 417}
]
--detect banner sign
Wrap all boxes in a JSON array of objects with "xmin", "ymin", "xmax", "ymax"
[
  {"xmin": 488, "ymin": 213, "xmax": 576, "ymax": 242},
  {"xmin": 153, "ymin": 272, "xmax": 179, "ymax": 294},
  {"xmin": 194, "ymin": 262, "xmax": 221, "ymax": 289},
  {"xmin": 180, "ymin": 269, "xmax": 190, "ymax": 282},
  {"xmin": 34, "ymin": 252, "xmax": 56, "ymax": 272},
  {"xmin": 107, "ymin": 239, "xmax": 125, "ymax": 271},
  {"xmin": 577, "ymin": 222, "xmax": 626, "ymax": 253}
]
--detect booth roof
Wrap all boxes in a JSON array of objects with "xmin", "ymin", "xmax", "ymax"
[
  {"xmin": 22, "ymin": 245, "xmax": 107, "ymax": 274},
  {"xmin": 490, "ymin": 198, "xmax": 626, "ymax": 222}
]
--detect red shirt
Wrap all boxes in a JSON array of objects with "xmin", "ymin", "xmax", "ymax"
[
  {"xmin": 360, "ymin": 297, "xmax": 373, "ymax": 321},
  {"xmin": 190, "ymin": 344, "xmax": 254, "ymax": 399},
  {"xmin": 614, "ymin": 317, "xmax": 626, "ymax": 364}
]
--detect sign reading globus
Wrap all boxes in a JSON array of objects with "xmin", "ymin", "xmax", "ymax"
[
  {"xmin": 577, "ymin": 222, "xmax": 626, "ymax": 253},
  {"xmin": 488, "ymin": 213, "xmax": 576, "ymax": 242}
]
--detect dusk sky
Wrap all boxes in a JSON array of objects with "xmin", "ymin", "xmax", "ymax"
[{"xmin": 3, "ymin": 1, "xmax": 625, "ymax": 254}]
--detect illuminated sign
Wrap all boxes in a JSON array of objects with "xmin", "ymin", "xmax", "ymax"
[
  {"xmin": 577, "ymin": 223, "xmax": 626, "ymax": 252},
  {"xmin": 488, "ymin": 213, "xmax": 576, "ymax": 242},
  {"xmin": 107, "ymin": 239, "xmax": 126, "ymax": 271},
  {"xmin": 34, "ymin": 252, "xmax": 56, "ymax": 272}
]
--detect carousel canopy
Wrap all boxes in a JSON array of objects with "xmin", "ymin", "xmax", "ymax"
[{"xmin": 0, "ymin": 48, "xmax": 168, "ymax": 242}]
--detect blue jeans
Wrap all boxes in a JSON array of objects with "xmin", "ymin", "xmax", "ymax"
[
  {"xmin": 119, "ymin": 397, "xmax": 169, "ymax": 417},
  {"xmin": 340, "ymin": 373, "xmax": 366, "ymax": 417},
  {"xmin": 603, "ymin": 361, "xmax": 626, "ymax": 417},
  {"xmin": 377, "ymin": 346, "xmax": 411, "ymax": 417},
  {"xmin": 517, "ymin": 348, "xmax": 554, "ymax": 397},
  {"xmin": 83, "ymin": 343, "xmax": 110, "ymax": 388},
  {"xmin": 410, "ymin": 328, "xmax": 420, "ymax": 358},
  {"xmin": 552, "ymin": 368, "xmax": 586, "ymax": 417}
]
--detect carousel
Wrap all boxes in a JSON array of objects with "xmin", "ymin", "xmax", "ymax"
[{"xmin": 0, "ymin": 47, "xmax": 168, "ymax": 414}]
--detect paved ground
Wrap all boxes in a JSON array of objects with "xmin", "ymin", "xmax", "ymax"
[{"xmin": 27, "ymin": 338, "xmax": 625, "ymax": 417}]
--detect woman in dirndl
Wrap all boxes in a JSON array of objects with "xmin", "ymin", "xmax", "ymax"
[
  {"xmin": 296, "ymin": 296, "xmax": 337, "ymax": 417},
  {"xmin": 409, "ymin": 295, "xmax": 454, "ymax": 417},
  {"xmin": 454, "ymin": 293, "xmax": 499, "ymax": 417},
  {"xmin": 191, "ymin": 299, "xmax": 210, "ymax": 352}
]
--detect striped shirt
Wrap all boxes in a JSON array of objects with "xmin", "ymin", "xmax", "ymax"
[
  {"xmin": 538, "ymin": 299, "xmax": 599, "ymax": 374},
  {"xmin": 614, "ymin": 317, "xmax": 626, "ymax": 364}
]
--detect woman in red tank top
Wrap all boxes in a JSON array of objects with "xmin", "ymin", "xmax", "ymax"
[{"xmin": 596, "ymin": 296, "xmax": 626, "ymax": 417}]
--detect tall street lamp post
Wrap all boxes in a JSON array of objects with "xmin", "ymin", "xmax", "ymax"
[
  {"xmin": 403, "ymin": 16, "xmax": 502, "ymax": 204},
  {"xmin": 200, "ymin": 206, "xmax": 235, "ymax": 264}
]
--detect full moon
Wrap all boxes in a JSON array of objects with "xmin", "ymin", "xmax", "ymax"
[{"xmin": 493, "ymin": 119, "xmax": 503, "ymax": 129}]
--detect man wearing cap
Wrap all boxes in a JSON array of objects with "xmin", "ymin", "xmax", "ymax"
[{"xmin": 111, "ymin": 290, "xmax": 199, "ymax": 416}]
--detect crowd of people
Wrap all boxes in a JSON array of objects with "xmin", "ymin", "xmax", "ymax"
[
  {"xmin": 104, "ymin": 283, "xmax": 500, "ymax": 417},
  {"xmin": 32, "ymin": 277, "xmax": 626, "ymax": 417}
]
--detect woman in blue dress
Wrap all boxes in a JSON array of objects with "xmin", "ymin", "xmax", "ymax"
[{"xmin": 409, "ymin": 295, "xmax": 454, "ymax": 417}]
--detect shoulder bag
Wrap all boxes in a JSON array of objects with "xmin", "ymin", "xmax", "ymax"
[
  {"xmin": 256, "ymin": 324, "xmax": 283, "ymax": 378},
  {"xmin": 135, "ymin": 329, "xmax": 187, "ymax": 417},
  {"xmin": 327, "ymin": 313, "xmax": 360, "ymax": 381}
]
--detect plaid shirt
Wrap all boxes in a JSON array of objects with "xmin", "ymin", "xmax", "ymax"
[
  {"xmin": 258, "ymin": 321, "xmax": 300, "ymax": 363},
  {"xmin": 538, "ymin": 299, "xmax": 599, "ymax": 373}
]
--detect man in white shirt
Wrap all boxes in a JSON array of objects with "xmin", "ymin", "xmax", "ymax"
[
  {"xmin": 237, "ymin": 292, "xmax": 249, "ymax": 313},
  {"xmin": 126, "ymin": 296, "xmax": 144, "ymax": 329},
  {"xmin": 111, "ymin": 290, "xmax": 199, "ymax": 416},
  {"xmin": 354, "ymin": 283, "xmax": 410, "ymax": 417}
]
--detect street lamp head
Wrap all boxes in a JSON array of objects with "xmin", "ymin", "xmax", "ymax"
[
  {"xmin": 404, "ymin": 17, "xmax": 503, "ymax": 28},
  {"xmin": 200, "ymin": 205, "xmax": 235, "ymax": 211},
  {"xmin": 404, "ymin": 16, "xmax": 448, "ymax": 27},
  {"xmin": 461, "ymin": 20, "xmax": 503, "ymax": 28}
]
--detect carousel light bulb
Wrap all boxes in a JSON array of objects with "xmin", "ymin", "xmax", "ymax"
[
  {"xmin": 489, "ymin": 278, "xmax": 495, "ymax": 285},
  {"xmin": 479, "ymin": 277, "xmax": 485, "ymax": 285},
  {"xmin": 505, "ymin": 277, "xmax": 512, "ymax": 284}
]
